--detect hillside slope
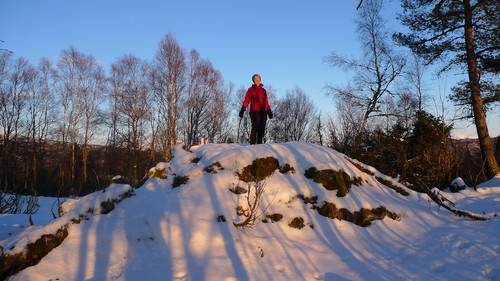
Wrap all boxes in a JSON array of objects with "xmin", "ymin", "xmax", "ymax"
[{"xmin": 3, "ymin": 142, "xmax": 500, "ymax": 281}]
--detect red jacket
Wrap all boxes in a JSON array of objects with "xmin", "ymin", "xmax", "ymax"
[{"xmin": 242, "ymin": 84, "xmax": 271, "ymax": 112}]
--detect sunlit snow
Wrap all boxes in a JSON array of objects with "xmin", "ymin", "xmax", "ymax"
[{"xmin": 1, "ymin": 142, "xmax": 499, "ymax": 281}]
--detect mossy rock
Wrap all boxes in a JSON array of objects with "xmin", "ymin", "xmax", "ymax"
[
  {"xmin": 297, "ymin": 194, "xmax": 318, "ymax": 205},
  {"xmin": 305, "ymin": 167, "xmax": 360, "ymax": 197},
  {"xmin": 237, "ymin": 157, "xmax": 280, "ymax": 182},
  {"xmin": 0, "ymin": 227, "xmax": 69, "ymax": 280},
  {"xmin": 288, "ymin": 217, "xmax": 305, "ymax": 229},
  {"xmin": 317, "ymin": 201, "xmax": 400, "ymax": 227},
  {"xmin": 111, "ymin": 175, "xmax": 128, "ymax": 184},
  {"xmin": 147, "ymin": 168, "xmax": 167, "ymax": 179},
  {"xmin": 172, "ymin": 175, "xmax": 190, "ymax": 188},
  {"xmin": 100, "ymin": 200, "xmax": 115, "ymax": 214},
  {"xmin": 100, "ymin": 189, "xmax": 135, "ymax": 214},
  {"xmin": 267, "ymin": 213, "xmax": 283, "ymax": 222},
  {"xmin": 204, "ymin": 162, "xmax": 224, "ymax": 174},
  {"xmin": 279, "ymin": 163, "xmax": 295, "ymax": 174},
  {"xmin": 304, "ymin": 167, "xmax": 318, "ymax": 179}
]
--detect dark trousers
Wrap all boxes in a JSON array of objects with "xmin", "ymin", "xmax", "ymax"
[{"xmin": 249, "ymin": 111, "xmax": 268, "ymax": 144}]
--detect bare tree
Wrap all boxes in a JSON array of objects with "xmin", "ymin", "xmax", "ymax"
[
  {"xmin": 324, "ymin": 0, "xmax": 406, "ymax": 141},
  {"xmin": 234, "ymin": 86, "xmax": 251, "ymax": 143},
  {"xmin": 269, "ymin": 86, "xmax": 316, "ymax": 142},
  {"xmin": 183, "ymin": 50, "xmax": 215, "ymax": 147},
  {"xmin": 0, "ymin": 56, "xmax": 31, "ymax": 191},
  {"xmin": 80, "ymin": 61, "xmax": 106, "ymax": 185},
  {"xmin": 206, "ymin": 73, "xmax": 231, "ymax": 144},
  {"xmin": 110, "ymin": 54, "xmax": 151, "ymax": 183},
  {"xmin": 57, "ymin": 46, "xmax": 105, "ymax": 189},
  {"xmin": 404, "ymin": 53, "xmax": 428, "ymax": 111},
  {"xmin": 23, "ymin": 57, "xmax": 57, "ymax": 191},
  {"xmin": 326, "ymin": 85, "xmax": 365, "ymax": 151},
  {"xmin": 152, "ymin": 33, "xmax": 186, "ymax": 160}
]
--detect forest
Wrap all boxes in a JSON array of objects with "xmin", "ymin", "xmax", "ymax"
[{"xmin": 1, "ymin": 0, "xmax": 498, "ymax": 207}]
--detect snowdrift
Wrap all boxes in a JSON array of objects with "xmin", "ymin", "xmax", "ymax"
[{"xmin": 1, "ymin": 142, "xmax": 499, "ymax": 281}]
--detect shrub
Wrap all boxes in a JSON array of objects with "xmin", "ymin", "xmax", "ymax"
[{"xmin": 233, "ymin": 180, "xmax": 268, "ymax": 228}]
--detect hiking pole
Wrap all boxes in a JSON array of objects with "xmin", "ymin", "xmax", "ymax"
[{"xmin": 237, "ymin": 116, "xmax": 242, "ymax": 143}]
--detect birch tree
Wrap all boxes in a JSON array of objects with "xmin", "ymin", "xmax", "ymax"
[
  {"xmin": 325, "ymin": 0, "xmax": 405, "ymax": 141},
  {"xmin": 0, "ymin": 56, "xmax": 31, "ymax": 191},
  {"xmin": 110, "ymin": 54, "xmax": 151, "ymax": 183},
  {"xmin": 152, "ymin": 33, "xmax": 186, "ymax": 160},
  {"xmin": 58, "ymin": 46, "xmax": 105, "ymax": 189}
]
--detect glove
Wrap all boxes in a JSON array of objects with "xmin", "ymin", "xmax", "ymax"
[
  {"xmin": 239, "ymin": 107, "xmax": 245, "ymax": 118},
  {"xmin": 268, "ymin": 111, "xmax": 273, "ymax": 119}
]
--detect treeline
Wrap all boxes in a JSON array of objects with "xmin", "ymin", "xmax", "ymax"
[
  {"xmin": 1, "ymin": 0, "xmax": 499, "ymax": 199},
  {"xmin": 0, "ymin": 33, "xmax": 326, "ymax": 197}
]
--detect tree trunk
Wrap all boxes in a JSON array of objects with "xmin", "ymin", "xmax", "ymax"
[
  {"xmin": 82, "ymin": 145, "xmax": 88, "ymax": 183},
  {"xmin": 463, "ymin": 0, "xmax": 500, "ymax": 178}
]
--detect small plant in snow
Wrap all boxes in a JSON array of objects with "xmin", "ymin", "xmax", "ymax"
[{"xmin": 233, "ymin": 178, "xmax": 269, "ymax": 228}]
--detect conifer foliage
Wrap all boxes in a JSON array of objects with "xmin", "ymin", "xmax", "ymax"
[{"xmin": 393, "ymin": 0, "xmax": 500, "ymax": 178}]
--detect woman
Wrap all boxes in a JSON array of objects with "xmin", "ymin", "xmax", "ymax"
[{"xmin": 239, "ymin": 74, "xmax": 273, "ymax": 144}]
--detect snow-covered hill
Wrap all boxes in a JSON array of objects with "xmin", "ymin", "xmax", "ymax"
[{"xmin": 1, "ymin": 142, "xmax": 499, "ymax": 281}]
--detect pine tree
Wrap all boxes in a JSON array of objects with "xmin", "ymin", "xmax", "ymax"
[{"xmin": 394, "ymin": 0, "xmax": 500, "ymax": 178}]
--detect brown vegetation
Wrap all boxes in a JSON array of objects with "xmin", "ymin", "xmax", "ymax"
[
  {"xmin": 172, "ymin": 175, "xmax": 190, "ymax": 188},
  {"xmin": 297, "ymin": 194, "xmax": 400, "ymax": 227},
  {"xmin": 317, "ymin": 202, "xmax": 400, "ymax": 227},
  {"xmin": 304, "ymin": 167, "xmax": 363, "ymax": 197},
  {"xmin": 237, "ymin": 157, "xmax": 280, "ymax": 182}
]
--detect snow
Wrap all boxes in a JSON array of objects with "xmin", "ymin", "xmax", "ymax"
[
  {"xmin": 1, "ymin": 142, "xmax": 499, "ymax": 281},
  {"xmin": 451, "ymin": 134, "xmax": 478, "ymax": 140}
]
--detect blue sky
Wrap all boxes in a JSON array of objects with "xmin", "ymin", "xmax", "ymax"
[{"xmin": 1, "ymin": 0, "xmax": 497, "ymax": 137}]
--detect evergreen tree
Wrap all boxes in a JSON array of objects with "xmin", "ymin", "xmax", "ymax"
[
  {"xmin": 394, "ymin": 0, "xmax": 500, "ymax": 178},
  {"xmin": 406, "ymin": 111, "xmax": 458, "ymax": 189}
]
